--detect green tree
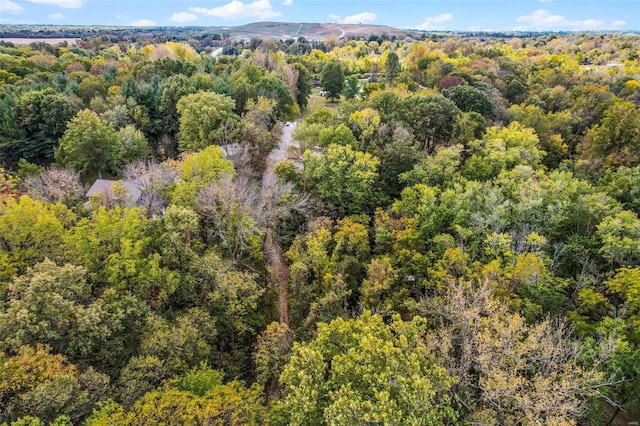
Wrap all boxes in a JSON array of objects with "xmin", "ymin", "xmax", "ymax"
[
  {"xmin": 317, "ymin": 124, "xmax": 357, "ymax": 149},
  {"xmin": 255, "ymin": 73, "xmax": 296, "ymax": 120},
  {"xmin": 597, "ymin": 210, "xmax": 640, "ymax": 267},
  {"xmin": 277, "ymin": 312, "xmax": 458, "ymax": 426},
  {"xmin": 320, "ymin": 61, "xmax": 344, "ymax": 102},
  {"xmin": 442, "ymin": 84, "xmax": 494, "ymax": 117},
  {"xmin": 0, "ymin": 345, "xmax": 109, "ymax": 424},
  {"xmin": 169, "ymin": 145, "xmax": 235, "ymax": 206},
  {"xmin": 578, "ymin": 101, "xmax": 640, "ymax": 172},
  {"xmin": 78, "ymin": 76, "xmax": 107, "ymax": 105},
  {"xmin": 599, "ymin": 165, "xmax": 640, "ymax": 214},
  {"xmin": 117, "ymin": 125, "xmax": 151, "ymax": 167},
  {"xmin": 116, "ymin": 355, "xmax": 171, "ymax": 408},
  {"xmin": 303, "ymin": 144, "xmax": 380, "ymax": 217},
  {"xmin": 502, "ymin": 74, "xmax": 528, "ymax": 104},
  {"xmin": 384, "ymin": 51, "xmax": 400, "ymax": 86},
  {"xmin": 462, "ymin": 123, "xmax": 545, "ymax": 181},
  {"xmin": 176, "ymin": 92, "xmax": 239, "ymax": 152},
  {"xmin": 505, "ymin": 104, "xmax": 569, "ymax": 168},
  {"xmin": 14, "ymin": 89, "xmax": 79, "ymax": 161},
  {"xmin": 0, "ymin": 195, "xmax": 73, "ymax": 277},
  {"xmin": 400, "ymin": 94, "xmax": 461, "ymax": 153},
  {"xmin": 254, "ymin": 322, "xmax": 294, "ymax": 400},
  {"xmin": 55, "ymin": 109, "xmax": 120, "ymax": 178},
  {"xmin": 240, "ymin": 97, "xmax": 281, "ymax": 173},
  {"xmin": 159, "ymin": 74, "xmax": 196, "ymax": 138},
  {"xmin": 341, "ymin": 76, "xmax": 360, "ymax": 100},
  {"xmin": 62, "ymin": 206, "xmax": 149, "ymax": 288},
  {"xmin": 0, "ymin": 260, "xmax": 144, "ymax": 370},
  {"xmin": 87, "ymin": 373, "xmax": 265, "ymax": 426},
  {"xmin": 138, "ymin": 309, "xmax": 216, "ymax": 376},
  {"xmin": 292, "ymin": 62, "xmax": 312, "ymax": 110}
]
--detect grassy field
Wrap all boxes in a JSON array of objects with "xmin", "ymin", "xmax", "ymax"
[
  {"xmin": 304, "ymin": 89, "xmax": 341, "ymax": 117},
  {"xmin": 0, "ymin": 38, "xmax": 79, "ymax": 45}
]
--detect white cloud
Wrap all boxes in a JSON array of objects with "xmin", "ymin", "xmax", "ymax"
[
  {"xmin": 189, "ymin": 0, "xmax": 280, "ymax": 20},
  {"xmin": 27, "ymin": 0, "xmax": 83, "ymax": 9},
  {"xmin": 282, "ymin": 0, "xmax": 293, "ymax": 5},
  {"xmin": 342, "ymin": 12, "xmax": 376, "ymax": 24},
  {"xmin": 515, "ymin": 9, "xmax": 605, "ymax": 30},
  {"xmin": 131, "ymin": 19, "xmax": 157, "ymax": 26},
  {"xmin": 416, "ymin": 13, "xmax": 452, "ymax": 31},
  {"xmin": 330, "ymin": 12, "xmax": 376, "ymax": 25},
  {"xmin": 117, "ymin": 14, "xmax": 128, "ymax": 19},
  {"xmin": 0, "ymin": 0, "xmax": 24, "ymax": 13},
  {"xmin": 613, "ymin": 20, "xmax": 626, "ymax": 28},
  {"xmin": 169, "ymin": 12, "xmax": 198, "ymax": 23},
  {"xmin": 48, "ymin": 12, "xmax": 64, "ymax": 18},
  {"xmin": 539, "ymin": 0, "xmax": 552, "ymax": 2}
]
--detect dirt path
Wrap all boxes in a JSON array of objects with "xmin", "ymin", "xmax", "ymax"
[
  {"xmin": 262, "ymin": 122, "xmax": 297, "ymax": 324},
  {"xmin": 262, "ymin": 122, "xmax": 296, "ymax": 191}
]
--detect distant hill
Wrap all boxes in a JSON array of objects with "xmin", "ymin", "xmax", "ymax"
[
  {"xmin": 0, "ymin": 22, "xmax": 419, "ymax": 42},
  {"xmin": 1, "ymin": 23, "xmax": 635, "ymax": 45},
  {"xmin": 226, "ymin": 21, "xmax": 419, "ymax": 40}
]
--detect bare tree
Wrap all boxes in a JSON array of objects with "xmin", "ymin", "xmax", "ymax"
[
  {"xmin": 23, "ymin": 168, "xmax": 84, "ymax": 206},
  {"xmin": 281, "ymin": 64, "xmax": 299, "ymax": 101},
  {"xmin": 423, "ymin": 277, "xmax": 619, "ymax": 424},
  {"xmin": 123, "ymin": 160, "xmax": 174, "ymax": 216},
  {"xmin": 197, "ymin": 175, "xmax": 262, "ymax": 264},
  {"xmin": 197, "ymin": 175, "xmax": 308, "ymax": 264}
]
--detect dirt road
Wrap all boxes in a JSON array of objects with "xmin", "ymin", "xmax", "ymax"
[
  {"xmin": 262, "ymin": 121, "xmax": 297, "ymax": 189},
  {"xmin": 262, "ymin": 121, "xmax": 298, "ymax": 324}
]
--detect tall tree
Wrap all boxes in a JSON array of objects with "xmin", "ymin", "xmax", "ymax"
[
  {"xmin": 0, "ymin": 345, "xmax": 109, "ymax": 424},
  {"xmin": 400, "ymin": 94, "xmax": 461, "ymax": 153},
  {"xmin": 320, "ymin": 61, "xmax": 344, "ymax": 102},
  {"xmin": 384, "ymin": 51, "xmax": 400, "ymax": 87},
  {"xmin": 578, "ymin": 101, "xmax": 640, "ymax": 172},
  {"xmin": 55, "ymin": 109, "xmax": 120, "ymax": 178},
  {"xmin": 303, "ymin": 144, "xmax": 380, "ymax": 217},
  {"xmin": 176, "ymin": 92, "xmax": 239, "ymax": 152},
  {"xmin": 255, "ymin": 73, "xmax": 296, "ymax": 121},
  {"xmin": 169, "ymin": 145, "xmax": 235, "ymax": 206},
  {"xmin": 159, "ymin": 74, "xmax": 196, "ymax": 139},
  {"xmin": 292, "ymin": 62, "xmax": 312, "ymax": 111},
  {"xmin": 14, "ymin": 89, "xmax": 79, "ymax": 161},
  {"xmin": 442, "ymin": 84, "xmax": 494, "ymax": 117},
  {"xmin": 277, "ymin": 313, "xmax": 458, "ymax": 425}
]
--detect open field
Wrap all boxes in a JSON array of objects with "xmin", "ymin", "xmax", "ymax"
[{"xmin": 0, "ymin": 37, "xmax": 79, "ymax": 45}]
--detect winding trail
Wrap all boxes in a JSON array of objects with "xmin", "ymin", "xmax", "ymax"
[{"xmin": 262, "ymin": 122, "xmax": 298, "ymax": 324}]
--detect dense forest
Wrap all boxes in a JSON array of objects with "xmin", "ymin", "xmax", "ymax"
[{"xmin": 1, "ymin": 29, "xmax": 640, "ymax": 425}]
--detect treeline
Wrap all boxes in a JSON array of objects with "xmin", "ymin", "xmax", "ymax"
[{"xmin": 0, "ymin": 32, "xmax": 639, "ymax": 425}]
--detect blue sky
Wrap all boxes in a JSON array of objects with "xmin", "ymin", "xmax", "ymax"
[{"xmin": 0, "ymin": 0, "xmax": 637, "ymax": 31}]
